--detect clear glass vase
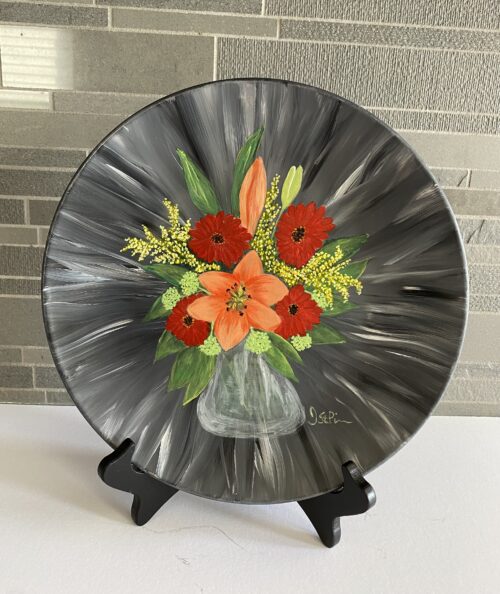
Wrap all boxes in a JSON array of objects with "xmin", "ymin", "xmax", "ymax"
[{"xmin": 196, "ymin": 345, "xmax": 306, "ymax": 439}]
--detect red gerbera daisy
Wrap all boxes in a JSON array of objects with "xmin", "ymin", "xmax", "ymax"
[
  {"xmin": 166, "ymin": 294, "xmax": 210, "ymax": 347},
  {"xmin": 188, "ymin": 211, "xmax": 251, "ymax": 267},
  {"xmin": 275, "ymin": 285, "xmax": 322, "ymax": 339},
  {"xmin": 275, "ymin": 202, "xmax": 334, "ymax": 268}
]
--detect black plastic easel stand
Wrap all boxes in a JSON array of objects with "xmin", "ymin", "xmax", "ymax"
[{"xmin": 98, "ymin": 439, "xmax": 376, "ymax": 547}]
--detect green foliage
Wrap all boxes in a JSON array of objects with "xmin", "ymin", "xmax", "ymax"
[
  {"xmin": 263, "ymin": 345, "xmax": 298, "ymax": 382},
  {"xmin": 322, "ymin": 234, "xmax": 368, "ymax": 261},
  {"xmin": 310, "ymin": 324, "xmax": 346, "ymax": 345},
  {"xmin": 182, "ymin": 355, "xmax": 217, "ymax": 405},
  {"xmin": 321, "ymin": 301, "xmax": 358, "ymax": 317},
  {"xmin": 231, "ymin": 127, "xmax": 264, "ymax": 215},
  {"xmin": 281, "ymin": 165, "xmax": 303, "ymax": 210},
  {"xmin": 177, "ymin": 149, "xmax": 220, "ymax": 214},
  {"xmin": 154, "ymin": 331, "xmax": 185, "ymax": 361},
  {"xmin": 268, "ymin": 332, "xmax": 302, "ymax": 365},
  {"xmin": 341, "ymin": 259, "xmax": 368, "ymax": 279},
  {"xmin": 142, "ymin": 263, "xmax": 188, "ymax": 285},
  {"xmin": 144, "ymin": 296, "xmax": 169, "ymax": 322}
]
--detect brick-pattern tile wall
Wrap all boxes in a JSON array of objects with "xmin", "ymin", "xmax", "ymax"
[{"xmin": 0, "ymin": 0, "xmax": 498, "ymax": 414}]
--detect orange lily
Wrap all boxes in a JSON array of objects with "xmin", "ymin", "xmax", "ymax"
[
  {"xmin": 239, "ymin": 157, "xmax": 266, "ymax": 236},
  {"xmin": 187, "ymin": 251, "xmax": 288, "ymax": 351}
]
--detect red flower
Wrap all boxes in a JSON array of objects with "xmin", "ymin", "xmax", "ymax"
[
  {"xmin": 188, "ymin": 211, "xmax": 251, "ymax": 267},
  {"xmin": 275, "ymin": 202, "xmax": 334, "ymax": 268},
  {"xmin": 166, "ymin": 294, "xmax": 210, "ymax": 347},
  {"xmin": 275, "ymin": 285, "xmax": 322, "ymax": 339}
]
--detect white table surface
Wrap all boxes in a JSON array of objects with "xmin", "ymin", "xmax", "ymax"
[{"xmin": 1, "ymin": 404, "xmax": 499, "ymax": 594}]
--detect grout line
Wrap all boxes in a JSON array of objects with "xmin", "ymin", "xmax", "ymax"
[
  {"xmin": 276, "ymin": 17, "xmax": 280, "ymax": 39},
  {"xmin": 213, "ymin": 36, "xmax": 218, "ymax": 81},
  {"xmin": 466, "ymin": 169, "xmax": 472, "ymax": 187},
  {"xmin": 261, "ymin": 0, "xmax": 265, "ymax": 16},
  {"xmin": 108, "ymin": 6, "xmax": 112, "ymax": 30},
  {"xmin": 32, "ymin": 366, "xmax": 36, "ymax": 389},
  {"xmin": 0, "ymin": 164, "xmax": 76, "ymax": 172},
  {"xmin": 23, "ymin": 198, "xmax": 29, "ymax": 225}
]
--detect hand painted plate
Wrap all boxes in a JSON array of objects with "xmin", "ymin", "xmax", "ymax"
[{"xmin": 42, "ymin": 79, "xmax": 467, "ymax": 503}]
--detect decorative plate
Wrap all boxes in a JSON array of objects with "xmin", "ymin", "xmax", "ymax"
[{"xmin": 42, "ymin": 79, "xmax": 467, "ymax": 503}]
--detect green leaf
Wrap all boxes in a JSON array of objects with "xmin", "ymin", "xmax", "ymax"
[
  {"xmin": 342, "ymin": 259, "xmax": 368, "ymax": 279},
  {"xmin": 321, "ymin": 301, "xmax": 358, "ymax": 317},
  {"xmin": 230, "ymin": 127, "xmax": 264, "ymax": 215},
  {"xmin": 142, "ymin": 263, "xmax": 187, "ymax": 286},
  {"xmin": 263, "ymin": 345, "xmax": 298, "ymax": 382},
  {"xmin": 322, "ymin": 234, "xmax": 368, "ymax": 261},
  {"xmin": 177, "ymin": 149, "xmax": 220, "ymax": 215},
  {"xmin": 144, "ymin": 295, "xmax": 169, "ymax": 322},
  {"xmin": 155, "ymin": 331, "xmax": 185, "ymax": 361},
  {"xmin": 281, "ymin": 165, "xmax": 303, "ymax": 210},
  {"xmin": 310, "ymin": 324, "xmax": 346, "ymax": 345},
  {"xmin": 182, "ymin": 355, "xmax": 217, "ymax": 405},
  {"xmin": 268, "ymin": 332, "xmax": 302, "ymax": 365},
  {"xmin": 168, "ymin": 347, "xmax": 206, "ymax": 391}
]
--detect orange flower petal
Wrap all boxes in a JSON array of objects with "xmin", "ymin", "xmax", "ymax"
[
  {"xmin": 214, "ymin": 310, "xmax": 250, "ymax": 351},
  {"xmin": 246, "ymin": 300, "xmax": 281, "ymax": 332},
  {"xmin": 245, "ymin": 274, "xmax": 289, "ymax": 306},
  {"xmin": 187, "ymin": 295, "xmax": 225, "ymax": 322},
  {"xmin": 233, "ymin": 250, "xmax": 263, "ymax": 282},
  {"xmin": 198, "ymin": 271, "xmax": 235, "ymax": 296},
  {"xmin": 239, "ymin": 157, "xmax": 266, "ymax": 236}
]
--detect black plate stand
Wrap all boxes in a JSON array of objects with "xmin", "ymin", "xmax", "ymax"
[{"xmin": 98, "ymin": 439, "xmax": 376, "ymax": 548}]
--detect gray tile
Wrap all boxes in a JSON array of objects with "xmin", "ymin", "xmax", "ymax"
[
  {"xmin": 29, "ymin": 200, "xmax": 59, "ymax": 226},
  {"xmin": 371, "ymin": 109, "xmax": 500, "ymax": 136},
  {"xmin": 0, "ymin": 169, "xmax": 73, "ymax": 197},
  {"xmin": 0, "ymin": 364, "xmax": 33, "ymax": 388},
  {"xmin": 71, "ymin": 30, "xmax": 213, "ymax": 94},
  {"xmin": 34, "ymin": 365, "xmax": 64, "ymax": 389},
  {"xmin": 218, "ymin": 39, "xmax": 500, "ymax": 115},
  {"xmin": 266, "ymin": 0, "xmax": 500, "ymax": 29},
  {"xmin": 468, "ymin": 264, "xmax": 500, "ymax": 295},
  {"xmin": 0, "ymin": 388, "xmax": 46, "ymax": 404},
  {"xmin": 441, "ymin": 378, "xmax": 500, "ymax": 403},
  {"xmin": 53, "ymin": 91, "xmax": 161, "ymax": 116},
  {"xmin": 0, "ymin": 347, "xmax": 21, "ymax": 363},
  {"xmin": 113, "ymin": 9, "xmax": 277, "ymax": 37},
  {"xmin": 0, "ymin": 297, "xmax": 46, "ymax": 345},
  {"xmin": 459, "ymin": 313, "xmax": 500, "ymax": 363},
  {"xmin": 469, "ymin": 294, "xmax": 500, "ymax": 313},
  {"xmin": 0, "ymin": 226, "xmax": 38, "ymax": 245},
  {"xmin": 280, "ymin": 20, "xmax": 500, "ymax": 52},
  {"xmin": 0, "ymin": 199, "xmax": 25, "ymax": 224},
  {"xmin": 465, "ymin": 245, "xmax": 500, "ymax": 265},
  {"xmin": 98, "ymin": 0, "xmax": 261, "ymax": 13},
  {"xmin": 0, "ymin": 111, "xmax": 122, "ymax": 149},
  {"xmin": 0, "ymin": 89, "xmax": 50, "ymax": 110},
  {"xmin": 431, "ymin": 168, "xmax": 468, "ymax": 189},
  {"xmin": 0, "ymin": 147, "xmax": 85, "ymax": 168},
  {"xmin": 46, "ymin": 390, "xmax": 73, "ymax": 405},
  {"xmin": 401, "ymin": 133, "xmax": 500, "ymax": 170},
  {"xmin": 470, "ymin": 170, "xmax": 500, "ymax": 191},
  {"xmin": 433, "ymin": 401, "xmax": 500, "ymax": 417},
  {"xmin": 0, "ymin": 3, "xmax": 108, "ymax": 27},
  {"xmin": 444, "ymin": 189, "xmax": 500, "ymax": 217},
  {"xmin": 0, "ymin": 246, "xmax": 44, "ymax": 276},
  {"xmin": 22, "ymin": 347, "xmax": 53, "ymax": 365},
  {"xmin": 453, "ymin": 362, "xmax": 500, "ymax": 380},
  {"xmin": 457, "ymin": 217, "xmax": 500, "ymax": 245},
  {"xmin": 37, "ymin": 227, "xmax": 50, "ymax": 247},
  {"xmin": 0, "ymin": 278, "xmax": 40, "ymax": 295}
]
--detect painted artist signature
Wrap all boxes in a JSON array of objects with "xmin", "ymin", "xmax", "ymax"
[{"xmin": 307, "ymin": 406, "xmax": 352, "ymax": 426}]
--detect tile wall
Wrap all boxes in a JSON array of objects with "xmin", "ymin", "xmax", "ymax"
[{"xmin": 0, "ymin": 0, "xmax": 498, "ymax": 413}]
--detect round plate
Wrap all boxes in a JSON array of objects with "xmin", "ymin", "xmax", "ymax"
[{"xmin": 42, "ymin": 79, "xmax": 467, "ymax": 503}]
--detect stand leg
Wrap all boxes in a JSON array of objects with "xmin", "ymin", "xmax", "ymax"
[
  {"xmin": 298, "ymin": 461, "xmax": 376, "ymax": 548},
  {"xmin": 98, "ymin": 439, "xmax": 178, "ymax": 526}
]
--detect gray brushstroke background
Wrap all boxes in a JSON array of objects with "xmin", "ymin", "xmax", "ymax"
[{"xmin": 42, "ymin": 80, "xmax": 467, "ymax": 503}]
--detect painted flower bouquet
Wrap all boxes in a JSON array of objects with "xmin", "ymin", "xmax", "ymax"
[{"xmin": 122, "ymin": 127, "xmax": 367, "ymax": 437}]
